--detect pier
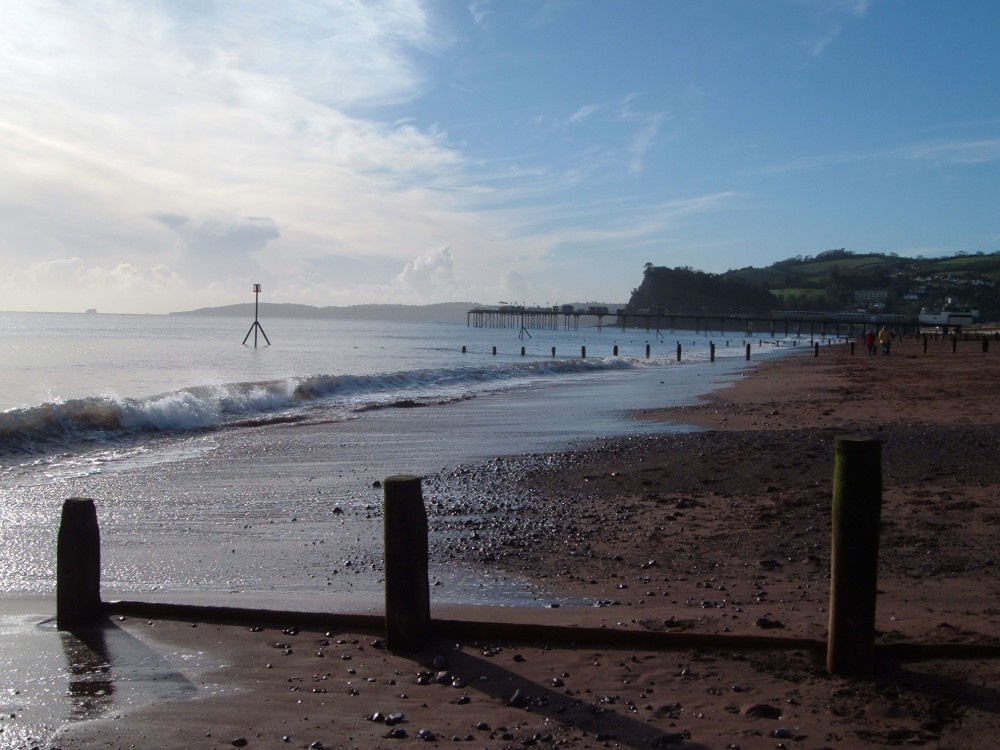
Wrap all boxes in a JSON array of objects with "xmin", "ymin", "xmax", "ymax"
[{"xmin": 467, "ymin": 307, "xmax": 923, "ymax": 339}]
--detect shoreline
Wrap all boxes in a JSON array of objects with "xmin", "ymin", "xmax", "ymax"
[{"xmin": 42, "ymin": 336, "xmax": 1000, "ymax": 748}]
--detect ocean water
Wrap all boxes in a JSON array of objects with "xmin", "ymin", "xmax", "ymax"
[
  {"xmin": 0, "ymin": 310, "xmax": 808, "ymax": 747},
  {"xmin": 0, "ymin": 310, "xmax": 793, "ymax": 607}
]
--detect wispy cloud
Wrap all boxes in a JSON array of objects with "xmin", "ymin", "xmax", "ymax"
[
  {"xmin": 899, "ymin": 139, "xmax": 1000, "ymax": 166},
  {"xmin": 759, "ymin": 150, "xmax": 872, "ymax": 174},
  {"xmin": 468, "ymin": 0, "xmax": 493, "ymax": 27},
  {"xmin": 0, "ymin": 0, "xmax": 503, "ymax": 309},
  {"xmin": 797, "ymin": 0, "xmax": 876, "ymax": 58},
  {"xmin": 761, "ymin": 137, "xmax": 1000, "ymax": 176},
  {"xmin": 568, "ymin": 104, "xmax": 602, "ymax": 124},
  {"xmin": 627, "ymin": 114, "xmax": 665, "ymax": 173}
]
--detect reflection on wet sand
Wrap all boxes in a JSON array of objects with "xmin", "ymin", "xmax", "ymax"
[
  {"xmin": 57, "ymin": 618, "xmax": 198, "ymax": 728},
  {"xmin": 60, "ymin": 625, "xmax": 115, "ymax": 720}
]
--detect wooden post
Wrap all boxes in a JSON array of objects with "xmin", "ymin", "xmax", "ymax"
[
  {"xmin": 613, "ymin": 344, "xmax": 618, "ymax": 356},
  {"xmin": 551, "ymin": 346, "xmax": 556, "ymax": 357},
  {"xmin": 581, "ymin": 345, "xmax": 586, "ymax": 358},
  {"xmin": 952, "ymin": 336, "xmax": 958, "ymax": 353},
  {"xmin": 492, "ymin": 346, "xmax": 496, "ymax": 356},
  {"xmin": 461, "ymin": 345, "xmax": 466, "ymax": 353},
  {"xmin": 520, "ymin": 346, "xmax": 525, "ymax": 356},
  {"xmin": 57, "ymin": 498, "xmax": 102, "ymax": 630},
  {"xmin": 710, "ymin": 342, "xmax": 715, "ymax": 362},
  {"xmin": 676, "ymin": 343, "xmax": 682, "ymax": 362},
  {"xmin": 383, "ymin": 475, "xmax": 430, "ymax": 652},
  {"xmin": 814, "ymin": 342, "xmax": 820, "ymax": 357},
  {"xmin": 645, "ymin": 343, "xmax": 650, "ymax": 359},
  {"xmin": 983, "ymin": 337, "xmax": 989, "ymax": 354},
  {"xmin": 850, "ymin": 341, "xmax": 855, "ymax": 356},
  {"xmin": 827, "ymin": 436, "xmax": 882, "ymax": 678},
  {"xmin": 745, "ymin": 343, "xmax": 751, "ymax": 361}
]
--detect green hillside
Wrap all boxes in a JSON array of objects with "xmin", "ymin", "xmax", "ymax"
[{"xmin": 629, "ymin": 250, "xmax": 1000, "ymax": 321}]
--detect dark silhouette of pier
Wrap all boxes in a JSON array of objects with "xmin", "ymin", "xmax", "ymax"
[{"xmin": 467, "ymin": 307, "xmax": 921, "ymax": 339}]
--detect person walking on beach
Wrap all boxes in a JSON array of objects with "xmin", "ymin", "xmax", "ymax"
[
  {"xmin": 878, "ymin": 325, "xmax": 891, "ymax": 355},
  {"xmin": 864, "ymin": 329, "xmax": 877, "ymax": 356}
]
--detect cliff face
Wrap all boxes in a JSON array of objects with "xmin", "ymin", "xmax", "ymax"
[{"xmin": 627, "ymin": 266, "xmax": 778, "ymax": 315}]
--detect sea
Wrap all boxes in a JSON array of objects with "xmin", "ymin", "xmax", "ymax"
[
  {"xmin": 0, "ymin": 309, "xmax": 809, "ymax": 604},
  {"xmin": 0, "ymin": 309, "xmax": 806, "ymax": 746}
]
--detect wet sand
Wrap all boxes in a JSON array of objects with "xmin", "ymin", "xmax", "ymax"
[{"xmin": 51, "ymin": 335, "xmax": 1000, "ymax": 749}]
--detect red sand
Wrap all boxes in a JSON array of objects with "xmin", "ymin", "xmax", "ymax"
[{"xmin": 56, "ymin": 335, "xmax": 1000, "ymax": 749}]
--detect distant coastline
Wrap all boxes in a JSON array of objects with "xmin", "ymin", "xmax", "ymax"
[
  {"xmin": 170, "ymin": 301, "xmax": 478, "ymax": 325},
  {"xmin": 170, "ymin": 301, "xmax": 627, "ymax": 325}
]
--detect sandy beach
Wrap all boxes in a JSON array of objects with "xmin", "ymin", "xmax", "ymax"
[{"xmin": 45, "ymin": 334, "xmax": 1000, "ymax": 749}]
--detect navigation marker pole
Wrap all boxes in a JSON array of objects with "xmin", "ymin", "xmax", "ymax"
[{"xmin": 242, "ymin": 283, "xmax": 271, "ymax": 348}]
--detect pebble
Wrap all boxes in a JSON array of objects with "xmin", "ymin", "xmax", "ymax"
[
  {"xmin": 744, "ymin": 703, "xmax": 782, "ymax": 719},
  {"xmin": 755, "ymin": 617, "xmax": 785, "ymax": 629}
]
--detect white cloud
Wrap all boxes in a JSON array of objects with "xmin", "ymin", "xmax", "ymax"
[
  {"xmin": 394, "ymin": 246, "xmax": 459, "ymax": 297},
  {"xmin": 498, "ymin": 270, "xmax": 530, "ymax": 303},
  {"xmin": 24, "ymin": 257, "xmax": 87, "ymax": 284},
  {"xmin": 0, "ymin": 1, "xmax": 499, "ymax": 311},
  {"xmin": 9, "ymin": 1, "xmax": 970, "ymax": 314}
]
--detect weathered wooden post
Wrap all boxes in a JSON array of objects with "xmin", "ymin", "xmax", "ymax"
[
  {"xmin": 462, "ymin": 345, "xmax": 466, "ymax": 353},
  {"xmin": 383, "ymin": 475, "xmax": 430, "ymax": 652},
  {"xmin": 710, "ymin": 342, "xmax": 716, "ymax": 362},
  {"xmin": 952, "ymin": 336, "xmax": 958, "ymax": 353},
  {"xmin": 676, "ymin": 343, "xmax": 682, "ymax": 362},
  {"xmin": 745, "ymin": 343, "xmax": 751, "ymax": 361},
  {"xmin": 850, "ymin": 341, "xmax": 855, "ymax": 356},
  {"xmin": 492, "ymin": 346, "xmax": 496, "ymax": 356},
  {"xmin": 645, "ymin": 343, "xmax": 650, "ymax": 359},
  {"xmin": 983, "ymin": 337, "xmax": 989, "ymax": 354},
  {"xmin": 57, "ymin": 498, "xmax": 102, "ymax": 630},
  {"xmin": 581, "ymin": 345, "xmax": 586, "ymax": 358},
  {"xmin": 520, "ymin": 346, "xmax": 525, "ymax": 356},
  {"xmin": 613, "ymin": 344, "xmax": 619, "ymax": 356},
  {"xmin": 827, "ymin": 436, "xmax": 882, "ymax": 678},
  {"xmin": 551, "ymin": 346, "xmax": 556, "ymax": 357},
  {"xmin": 814, "ymin": 342, "xmax": 820, "ymax": 357}
]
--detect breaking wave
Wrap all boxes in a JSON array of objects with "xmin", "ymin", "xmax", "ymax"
[{"xmin": 0, "ymin": 356, "xmax": 641, "ymax": 456}]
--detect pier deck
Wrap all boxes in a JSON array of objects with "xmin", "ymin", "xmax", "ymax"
[{"xmin": 467, "ymin": 308, "xmax": 921, "ymax": 339}]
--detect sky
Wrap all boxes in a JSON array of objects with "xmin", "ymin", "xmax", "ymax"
[{"xmin": 2, "ymin": 1, "xmax": 999, "ymax": 314}]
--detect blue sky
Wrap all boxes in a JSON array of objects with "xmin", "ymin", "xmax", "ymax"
[{"xmin": 1, "ymin": 0, "xmax": 998, "ymax": 313}]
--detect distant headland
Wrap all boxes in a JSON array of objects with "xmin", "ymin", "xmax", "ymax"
[{"xmin": 171, "ymin": 302, "xmax": 479, "ymax": 325}]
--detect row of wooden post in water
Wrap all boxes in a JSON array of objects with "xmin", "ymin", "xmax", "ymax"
[
  {"xmin": 464, "ymin": 331, "xmax": 996, "ymax": 361},
  {"xmin": 461, "ymin": 337, "xmax": 841, "ymax": 362},
  {"xmin": 56, "ymin": 436, "xmax": 968, "ymax": 679}
]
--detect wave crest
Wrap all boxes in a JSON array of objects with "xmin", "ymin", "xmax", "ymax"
[{"xmin": 0, "ymin": 356, "xmax": 640, "ymax": 456}]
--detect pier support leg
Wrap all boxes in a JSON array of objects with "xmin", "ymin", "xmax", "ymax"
[
  {"xmin": 827, "ymin": 436, "xmax": 882, "ymax": 678},
  {"xmin": 383, "ymin": 475, "xmax": 430, "ymax": 652},
  {"xmin": 57, "ymin": 498, "xmax": 102, "ymax": 630}
]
